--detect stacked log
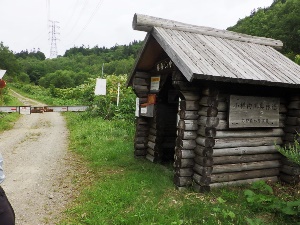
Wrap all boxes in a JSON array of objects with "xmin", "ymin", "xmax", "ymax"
[
  {"xmin": 172, "ymin": 71, "xmax": 198, "ymax": 92},
  {"xmin": 174, "ymin": 90, "xmax": 200, "ymax": 190},
  {"xmin": 134, "ymin": 117, "xmax": 149, "ymax": 158},
  {"xmin": 132, "ymin": 72, "xmax": 150, "ymax": 98},
  {"xmin": 133, "ymin": 71, "xmax": 151, "ymax": 158},
  {"xmin": 280, "ymin": 158, "xmax": 300, "ymax": 184},
  {"xmin": 146, "ymin": 103, "xmax": 178, "ymax": 163},
  {"xmin": 281, "ymin": 96, "xmax": 300, "ymax": 184},
  {"xmin": 284, "ymin": 96, "xmax": 300, "ymax": 145},
  {"xmin": 146, "ymin": 105, "xmax": 163, "ymax": 163},
  {"xmin": 192, "ymin": 91, "xmax": 287, "ymax": 191},
  {"xmin": 206, "ymin": 94, "xmax": 285, "ymax": 189},
  {"xmin": 194, "ymin": 87, "xmax": 219, "ymax": 192}
]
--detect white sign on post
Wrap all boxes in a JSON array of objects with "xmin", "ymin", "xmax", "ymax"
[
  {"xmin": 0, "ymin": 70, "xmax": 6, "ymax": 79},
  {"xmin": 135, "ymin": 98, "xmax": 140, "ymax": 117},
  {"xmin": 94, "ymin": 78, "xmax": 106, "ymax": 95}
]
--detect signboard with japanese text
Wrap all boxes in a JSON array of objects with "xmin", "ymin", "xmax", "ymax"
[
  {"xmin": 150, "ymin": 76, "xmax": 160, "ymax": 92},
  {"xmin": 229, "ymin": 95, "xmax": 280, "ymax": 128}
]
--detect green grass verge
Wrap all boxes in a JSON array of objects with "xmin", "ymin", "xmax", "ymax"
[
  {"xmin": 59, "ymin": 113, "xmax": 300, "ymax": 225},
  {"xmin": 2, "ymin": 86, "xmax": 299, "ymax": 224},
  {"xmin": 0, "ymin": 89, "xmax": 22, "ymax": 132},
  {"xmin": 0, "ymin": 112, "xmax": 20, "ymax": 132}
]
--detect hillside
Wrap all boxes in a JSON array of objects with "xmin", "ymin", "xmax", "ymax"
[
  {"xmin": 227, "ymin": 0, "xmax": 300, "ymax": 60},
  {"xmin": 1, "ymin": 0, "xmax": 300, "ymax": 88}
]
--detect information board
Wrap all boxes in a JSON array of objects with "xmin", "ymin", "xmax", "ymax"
[
  {"xmin": 94, "ymin": 78, "xmax": 106, "ymax": 95},
  {"xmin": 150, "ymin": 76, "xmax": 160, "ymax": 92},
  {"xmin": 229, "ymin": 95, "xmax": 280, "ymax": 128}
]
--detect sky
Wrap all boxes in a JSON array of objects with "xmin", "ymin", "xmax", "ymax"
[{"xmin": 0, "ymin": 0, "xmax": 274, "ymax": 58}]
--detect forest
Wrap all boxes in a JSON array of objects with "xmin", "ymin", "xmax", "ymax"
[
  {"xmin": 1, "ymin": 40, "xmax": 142, "ymax": 87},
  {"xmin": 0, "ymin": 0, "xmax": 300, "ymax": 118},
  {"xmin": 228, "ymin": 0, "xmax": 300, "ymax": 61}
]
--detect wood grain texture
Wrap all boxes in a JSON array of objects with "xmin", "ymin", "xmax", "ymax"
[{"xmin": 132, "ymin": 14, "xmax": 283, "ymax": 48}]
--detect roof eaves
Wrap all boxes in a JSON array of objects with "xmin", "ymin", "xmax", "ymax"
[
  {"xmin": 191, "ymin": 73, "xmax": 300, "ymax": 89},
  {"xmin": 151, "ymin": 27, "xmax": 194, "ymax": 81}
]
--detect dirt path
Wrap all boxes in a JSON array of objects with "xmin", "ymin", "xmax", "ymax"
[{"xmin": 0, "ymin": 91, "xmax": 81, "ymax": 224}]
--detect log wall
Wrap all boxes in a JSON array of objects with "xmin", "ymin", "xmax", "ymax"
[
  {"xmin": 133, "ymin": 72, "xmax": 151, "ymax": 158},
  {"xmin": 132, "ymin": 69, "xmax": 299, "ymax": 190},
  {"xmin": 134, "ymin": 117, "xmax": 149, "ymax": 157},
  {"xmin": 146, "ymin": 105, "xmax": 163, "ymax": 162},
  {"xmin": 193, "ymin": 89, "xmax": 286, "ymax": 192},
  {"xmin": 147, "ymin": 103, "xmax": 178, "ymax": 162},
  {"xmin": 193, "ymin": 87, "xmax": 219, "ymax": 192},
  {"xmin": 132, "ymin": 72, "xmax": 150, "ymax": 98},
  {"xmin": 173, "ymin": 72, "xmax": 199, "ymax": 190},
  {"xmin": 133, "ymin": 71, "xmax": 178, "ymax": 162},
  {"xmin": 281, "ymin": 96, "xmax": 300, "ymax": 184}
]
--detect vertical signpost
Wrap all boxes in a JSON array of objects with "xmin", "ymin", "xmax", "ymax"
[{"xmin": 117, "ymin": 83, "xmax": 120, "ymax": 107}]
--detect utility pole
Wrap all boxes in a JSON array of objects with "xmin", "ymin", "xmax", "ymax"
[{"xmin": 49, "ymin": 20, "xmax": 60, "ymax": 58}]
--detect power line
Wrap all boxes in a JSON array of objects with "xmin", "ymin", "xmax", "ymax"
[
  {"xmin": 62, "ymin": 0, "xmax": 80, "ymax": 31},
  {"xmin": 46, "ymin": 0, "xmax": 50, "ymax": 21},
  {"xmin": 71, "ymin": 0, "xmax": 103, "ymax": 43},
  {"xmin": 63, "ymin": 0, "xmax": 89, "ymax": 38}
]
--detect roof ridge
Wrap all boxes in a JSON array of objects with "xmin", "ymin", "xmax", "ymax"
[{"xmin": 133, "ymin": 13, "xmax": 283, "ymax": 49}]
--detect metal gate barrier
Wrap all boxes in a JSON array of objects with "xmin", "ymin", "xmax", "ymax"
[{"xmin": 0, "ymin": 106, "xmax": 89, "ymax": 115}]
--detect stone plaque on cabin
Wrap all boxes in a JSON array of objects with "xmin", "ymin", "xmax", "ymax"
[{"xmin": 229, "ymin": 95, "xmax": 280, "ymax": 128}]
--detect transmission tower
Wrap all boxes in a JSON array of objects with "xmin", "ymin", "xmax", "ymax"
[{"xmin": 49, "ymin": 20, "xmax": 60, "ymax": 58}]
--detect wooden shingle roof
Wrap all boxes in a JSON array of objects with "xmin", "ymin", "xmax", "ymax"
[{"xmin": 128, "ymin": 14, "xmax": 300, "ymax": 88}]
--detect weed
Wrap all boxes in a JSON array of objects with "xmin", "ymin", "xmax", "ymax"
[
  {"xmin": 276, "ymin": 138, "xmax": 300, "ymax": 165},
  {"xmin": 244, "ymin": 181, "xmax": 300, "ymax": 218}
]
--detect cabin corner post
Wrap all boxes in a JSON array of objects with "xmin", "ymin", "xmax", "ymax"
[
  {"xmin": 173, "ymin": 72, "xmax": 199, "ymax": 190},
  {"xmin": 281, "ymin": 96, "xmax": 300, "ymax": 184},
  {"xmin": 132, "ymin": 72, "xmax": 151, "ymax": 158},
  {"xmin": 193, "ymin": 87, "xmax": 219, "ymax": 192}
]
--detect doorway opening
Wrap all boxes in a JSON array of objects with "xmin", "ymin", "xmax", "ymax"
[{"xmin": 153, "ymin": 74, "xmax": 179, "ymax": 163}]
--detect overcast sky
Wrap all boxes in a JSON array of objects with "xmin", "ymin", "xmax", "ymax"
[{"xmin": 0, "ymin": 0, "xmax": 274, "ymax": 58}]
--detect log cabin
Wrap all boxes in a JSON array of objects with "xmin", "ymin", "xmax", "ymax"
[{"xmin": 126, "ymin": 14, "xmax": 300, "ymax": 191}]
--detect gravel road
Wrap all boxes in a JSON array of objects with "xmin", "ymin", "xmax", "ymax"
[{"xmin": 1, "ymin": 91, "xmax": 82, "ymax": 224}]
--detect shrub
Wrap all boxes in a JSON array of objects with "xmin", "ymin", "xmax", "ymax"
[
  {"xmin": 276, "ymin": 138, "xmax": 300, "ymax": 165},
  {"xmin": 244, "ymin": 181, "xmax": 300, "ymax": 217}
]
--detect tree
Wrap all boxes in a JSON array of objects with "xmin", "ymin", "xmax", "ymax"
[
  {"xmin": 0, "ymin": 42, "xmax": 21, "ymax": 79},
  {"xmin": 15, "ymin": 49, "xmax": 46, "ymax": 60},
  {"xmin": 227, "ymin": 0, "xmax": 300, "ymax": 57}
]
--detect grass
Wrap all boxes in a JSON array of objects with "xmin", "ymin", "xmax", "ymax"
[
  {"xmin": 59, "ymin": 112, "xmax": 300, "ymax": 225},
  {"xmin": 0, "ymin": 89, "xmax": 21, "ymax": 132},
  {"xmin": 3, "ymin": 87, "xmax": 299, "ymax": 224}
]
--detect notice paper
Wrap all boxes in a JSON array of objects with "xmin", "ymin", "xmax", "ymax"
[
  {"xmin": 94, "ymin": 78, "xmax": 106, "ymax": 95},
  {"xmin": 0, "ymin": 70, "xmax": 6, "ymax": 79}
]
